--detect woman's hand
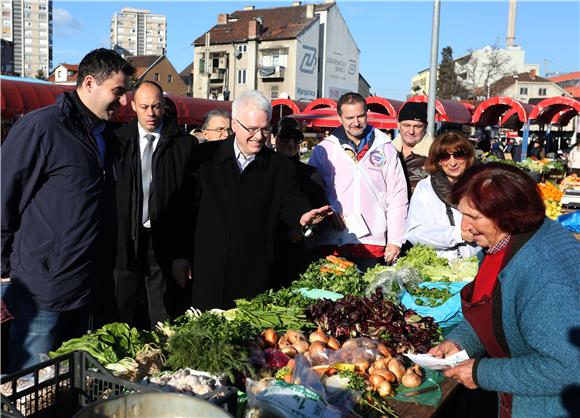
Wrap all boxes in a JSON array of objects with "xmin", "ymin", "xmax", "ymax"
[
  {"xmin": 444, "ymin": 359, "xmax": 478, "ymax": 389},
  {"xmin": 428, "ymin": 340, "xmax": 462, "ymax": 358}
]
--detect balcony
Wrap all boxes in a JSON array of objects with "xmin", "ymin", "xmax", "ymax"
[
  {"xmin": 258, "ymin": 65, "xmax": 285, "ymax": 80},
  {"xmin": 209, "ymin": 68, "xmax": 226, "ymax": 82}
]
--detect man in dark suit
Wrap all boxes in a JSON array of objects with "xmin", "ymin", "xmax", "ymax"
[
  {"xmin": 185, "ymin": 90, "xmax": 331, "ymax": 310},
  {"xmin": 114, "ymin": 81, "xmax": 197, "ymax": 327}
]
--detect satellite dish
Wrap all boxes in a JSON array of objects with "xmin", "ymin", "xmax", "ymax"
[{"xmin": 234, "ymin": 50, "xmax": 242, "ymax": 59}]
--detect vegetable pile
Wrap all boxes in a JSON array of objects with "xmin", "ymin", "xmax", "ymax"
[{"xmin": 306, "ymin": 288, "xmax": 441, "ymax": 354}]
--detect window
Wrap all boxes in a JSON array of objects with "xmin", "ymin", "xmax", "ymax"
[
  {"xmin": 538, "ymin": 88, "xmax": 547, "ymax": 96},
  {"xmin": 519, "ymin": 87, "xmax": 528, "ymax": 96},
  {"xmin": 270, "ymin": 84, "xmax": 279, "ymax": 99},
  {"xmin": 167, "ymin": 74, "xmax": 173, "ymax": 83},
  {"xmin": 237, "ymin": 44, "xmax": 247, "ymax": 54},
  {"xmin": 154, "ymin": 73, "xmax": 160, "ymax": 81},
  {"xmin": 237, "ymin": 69, "xmax": 247, "ymax": 84}
]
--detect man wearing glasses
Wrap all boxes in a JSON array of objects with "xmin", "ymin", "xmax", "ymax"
[
  {"xmin": 200, "ymin": 109, "xmax": 232, "ymax": 142},
  {"xmin": 181, "ymin": 90, "xmax": 332, "ymax": 310},
  {"xmin": 391, "ymin": 102, "xmax": 434, "ymax": 196}
]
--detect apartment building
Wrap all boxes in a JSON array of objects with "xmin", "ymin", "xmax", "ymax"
[
  {"xmin": 1, "ymin": 0, "xmax": 52, "ymax": 78},
  {"xmin": 191, "ymin": 1, "xmax": 360, "ymax": 101},
  {"xmin": 110, "ymin": 8, "xmax": 166, "ymax": 57}
]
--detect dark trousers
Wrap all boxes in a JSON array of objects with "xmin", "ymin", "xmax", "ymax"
[{"xmin": 114, "ymin": 227, "xmax": 168, "ymax": 329}]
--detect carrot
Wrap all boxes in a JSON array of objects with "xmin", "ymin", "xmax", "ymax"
[{"xmin": 325, "ymin": 255, "xmax": 355, "ymax": 268}]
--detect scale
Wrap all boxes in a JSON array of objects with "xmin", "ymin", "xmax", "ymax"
[{"xmin": 561, "ymin": 189, "xmax": 580, "ymax": 209}]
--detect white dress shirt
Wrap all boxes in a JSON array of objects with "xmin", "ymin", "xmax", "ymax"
[
  {"xmin": 233, "ymin": 138, "xmax": 256, "ymax": 172},
  {"xmin": 137, "ymin": 124, "xmax": 162, "ymax": 228}
]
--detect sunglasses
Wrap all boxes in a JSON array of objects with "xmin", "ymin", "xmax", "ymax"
[{"xmin": 438, "ymin": 150, "xmax": 467, "ymax": 162}]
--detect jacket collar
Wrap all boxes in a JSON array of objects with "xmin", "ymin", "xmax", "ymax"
[
  {"xmin": 115, "ymin": 117, "xmax": 180, "ymax": 143},
  {"xmin": 393, "ymin": 133, "xmax": 434, "ymax": 157},
  {"xmin": 218, "ymin": 136, "xmax": 270, "ymax": 168}
]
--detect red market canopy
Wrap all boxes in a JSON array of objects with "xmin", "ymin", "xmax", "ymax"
[
  {"xmin": 0, "ymin": 77, "xmax": 233, "ymax": 126},
  {"xmin": 288, "ymin": 107, "xmax": 398, "ymax": 130},
  {"xmin": 1, "ymin": 77, "xmax": 73, "ymax": 120},
  {"xmin": 528, "ymin": 96, "xmax": 580, "ymax": 125},
  {"xmin": 405, "ymin": 95, "xmax": 472, "ymax": 124},
  {"xmin": 303, "ymin": 98, "xmax": 337, "ymax": 112},
  {"xmin": 472, "ymin": 96, "xmax": 535, "ymax": 127},
  {"xmin": 271, "ymin": 98, "xmax": 309, "ymax": 126},
  {"xmin": 365, "ymin": 96, "xmax": 404, "ymax": 117}
]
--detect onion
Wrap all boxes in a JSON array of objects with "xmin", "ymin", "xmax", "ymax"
[
  {"xmin": 376, "ymin": 343, "xmax": 392, "ymax": 358},
  {"xmin": 277, "ymin": 335, "xmax": 289, "ymax": 348},
  {"xmin": 309, "ymin": 328, "xmax": 330, "ymax": 344},
  {"xmin": 327, "ymin": 336, "xmax": 341, "ymax": 350},
  {"xmin": 261, "ymin": 328, "xmax": 278, "ymax": 347},
  {"xmin": 309, "ymin": 341, "xmax": 328, "ymax": 362},
  {"xmin": 378, "ymin": 381, "xmax": 392, "ymax": 397},
  {"xmin": 285, "ymin": 330, "xmax": 305, "ymax": 345},
  {"xmin": 280, "ymin": 345, "xmax": 297, "ymax": 358},
  {"xmin": 355, "ymin": 359, "xmax": 369, "ymax": 373},
  {"xmin": 372, "ymin": 368, "xmax": 396, "ymax": 383},
  {"xmin": 387, "ymin": 358, "xmax": 405, "ymax": 383},
  {"xmin": 401, "ymin": 369, "xmax": 422, "ymax": 388},
  {"xmin": 369, "ymin": 374, "xmax": 385, "ymax": 388},
  {"xmin": 292, "ymin": 339, "xmax": 310, "ymax": 354},
  {"xmin": 341, "ymin": 339, "xmax": 359, "ymax": 350}
]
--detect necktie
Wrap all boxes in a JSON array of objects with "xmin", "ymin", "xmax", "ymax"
[
  {"xmin": 93, "ymin": 122, "xmax": 106, "ymax": 165},
  {"xmin": 142, "ymin": 134, "xmax": 155, "ymax": 225}
]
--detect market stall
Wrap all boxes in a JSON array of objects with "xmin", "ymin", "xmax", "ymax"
[{"xmin": 1, "ymin": 247, "xmax": 480, "ymax": 418}]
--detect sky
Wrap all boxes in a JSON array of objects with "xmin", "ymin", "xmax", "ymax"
[{"xmin": 53, "ymin": 0, "xmax": 580, "ymax": 100}]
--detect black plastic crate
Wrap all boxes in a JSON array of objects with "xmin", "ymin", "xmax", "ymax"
[{"xmin": 0, "ymin": 351, "xmax": 237, "ymax": 417}]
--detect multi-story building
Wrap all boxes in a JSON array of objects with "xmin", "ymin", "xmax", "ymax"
[
  {"xmin": 110, "ymin": 8, "xmax": 166, "ymax": 57},
  {"xmin": 548, "ymin": 72, "xmax": 580, "ymax": 99},
  {"xmin": 191, "ymin": 1, "xmax": 360, "ymax": 101},
  {"xmin": 490, "ymin": 70, "xmax": 570, "ymax": 103},
  {"xmin": 1, "ymin": 0, "xmax": 52, "ymax": 78}
]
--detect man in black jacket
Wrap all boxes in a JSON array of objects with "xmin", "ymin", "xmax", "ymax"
[
  {"xmin": 188, "ymin": 90, "xmax": 332, "ymax": 310},
  {"xmin": 1, "ymin": 49, "xmax": 135, "ymax": 372},
  {"xmin": 114, "ymin": 81, "xmax": 197, "ymax": 327}
]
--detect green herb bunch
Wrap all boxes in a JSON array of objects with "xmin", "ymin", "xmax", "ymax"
[{"xmin": 165, "ymin": 312, "xmax": 259, "ymax": 382}]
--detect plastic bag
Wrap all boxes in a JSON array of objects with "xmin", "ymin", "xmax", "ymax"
[
  {"xmin": 295, "ymin": 288, "xmax": 343, "ymax": 301},
  {"xmin": 401, "ymin": 282, "xmax": 468, "ymax": 329},
  {"xmin": 365, "ymin": 267, "xmax": 422, "ymax": 302},
  {"xmin": 557, "ymin": 210, "xmax": 580, "ymax": 233},
  {"xmin": 245, "ymin": 354, "xmax": 358, "ymax": 418}
]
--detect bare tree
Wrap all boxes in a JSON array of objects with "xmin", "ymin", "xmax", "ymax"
[{"xmin": 457, "ymin": 41, "xmax": 515, "ymax": 98}]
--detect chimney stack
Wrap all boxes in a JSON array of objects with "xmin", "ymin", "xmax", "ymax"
[
  {"xmin": 248, "ymin": 19, "xmax": 259, "ymax": 39},
  {"xmin": 217, "ymin": 13, "xmax": 228, "ymax": 24},
  {"xmin": 306, "ymin": 4, "xmax": 315, "ymax": 18},
  {"xmin": 530, "ymin": 69, "xmax": 536, "ymax": 80},
  {"xmin": 506, "ymin": 0, "xmax": 517, "ymax": 47}
]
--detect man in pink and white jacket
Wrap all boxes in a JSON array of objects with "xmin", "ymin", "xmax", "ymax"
[{"xmin": 309, "ymin": 92, "xmax": 409, "ymax": 270}]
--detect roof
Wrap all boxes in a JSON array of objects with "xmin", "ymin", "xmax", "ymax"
[
  {"xmin": 179, "ymin": 62, "xmax": 193, "ymax": 77},
  {"xmin": 126, "ymin": 55, "xmax": 162, "ymax": 77},
  {"xmin": 491, "ymin": 71, "xmax": 552, "ymax": 93},
  {"xmin": 547, "ymin": 71, "xmax": 580, "ymax": 83},
  {"xmin": 193, "ymin": 3, "xmax": 334, "ymax": 46}
]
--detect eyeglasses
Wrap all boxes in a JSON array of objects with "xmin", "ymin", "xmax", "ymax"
[
  {"xmin": 204, "ymin": 127, "xmax": 232, "ymax": 134},
  {"xmin": 438, "ymin": 150, "xmax": 467, "ymax": 162},
  {"xmin": 236, "ymin": 119, "xmax": 271, "ymax": 136}
]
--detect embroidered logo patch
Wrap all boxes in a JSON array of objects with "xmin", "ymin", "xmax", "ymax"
[{"xmin": 369, "ymin": 150, "xmax": 386, "ymax": 167}]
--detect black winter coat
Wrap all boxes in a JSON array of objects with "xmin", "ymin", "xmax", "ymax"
[
  {"xmin": 114, "ymin": 118, "xmax": 197, "ymax": 270},
  {"xmin": 1, "ymin": 92, "xmax": 117, "ymax": 311},
  {"xmin": 191, "ymin": 137, "xmax": 311, "ymax": 310}
]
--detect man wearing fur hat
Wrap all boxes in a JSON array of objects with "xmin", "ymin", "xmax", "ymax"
[{"xmin": 392, "ymin": 102, "xmax": 434, "ymax": 196}]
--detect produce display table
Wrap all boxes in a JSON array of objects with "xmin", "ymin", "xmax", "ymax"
[{"xmin": 390, "ymin": 378, "xmax": 459, "ymax": 418}]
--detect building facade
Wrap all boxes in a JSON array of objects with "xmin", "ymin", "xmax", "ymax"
[
  {"xmin": 1, "ymin": 0, "xmax": 52, "ymax": 78},
  {"xmin": 110, "ymin": 8, "xmax": 166, "ymax": 57},
  {"xmin": 548, "ymin": 72, "xmax": 580, "ymax": 99},
  {"xmin": 127, "ymin": 55, "xmax": 188, "ymax": 96},
  {"xmin": 491, "ymin": 70, "xmax": 571, "ymax": 103},
  {"xmin": 191, "ymin": 1, "xmax": 360, "ymax": 101}
]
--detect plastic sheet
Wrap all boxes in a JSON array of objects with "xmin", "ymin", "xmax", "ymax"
[{"xmin": 401, "ymin": 282, "xmax": 468, "ymax": 329}]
